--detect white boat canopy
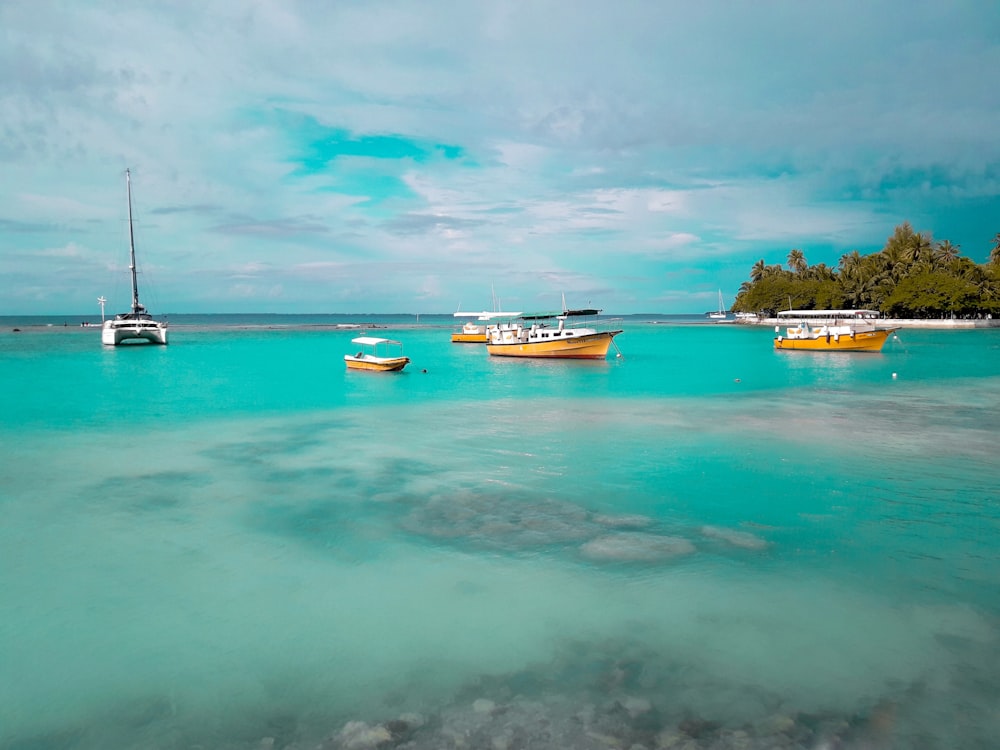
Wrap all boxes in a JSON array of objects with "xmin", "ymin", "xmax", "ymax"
[
  {"xmin": 351, "ymin": 336, "xmax": 400, "ymax": 346},
  {"xmin": 777, "ymin": 309, "xmax": 881, "ymax": 318}
]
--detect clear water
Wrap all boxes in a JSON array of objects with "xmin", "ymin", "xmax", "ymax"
[{"xmin": 1, "ymin": 321, "xmax": 998, "ymax": 749}]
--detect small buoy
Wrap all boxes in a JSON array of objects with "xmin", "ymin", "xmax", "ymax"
[
  {"xmin": 734, "ymin": 378, "xmax": 741, "ymax": 383},
  {"xmin": 892, "ymin": 372, "xmax": 897, "ymax": 379},
  {"xmin": 616, "ymin": 352, "xmax": 622, "ymax": 358},
  {"xmin": 421, "ymin": 369, "xmax": 427, "ymax": 373}
]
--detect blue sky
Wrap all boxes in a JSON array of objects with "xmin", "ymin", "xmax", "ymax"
[{"xmin": 2, "ymin": 1, "xmax": 999, "ymax": 315}]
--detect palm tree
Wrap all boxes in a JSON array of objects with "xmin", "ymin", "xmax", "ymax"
[
  {"xmin": 906, "ymin": 232, "xmax": 934, "ymax": 267},
  {"xmin": 880, "ymin": 241, "xmax": 906, "ymax": 283},
  {"xmin": 934, "ymin": 240, "xmax": 960, "ymax": 266},
  {"xmin": 863, "ymin": 253, "xmax": 894, "ymax": 310},
  {"xmin": 841, "ymin": 253, "xmax": 879, "ymax": 309},
  {"xmin": 990, "ymin": 233, "xmax": 1000, "ymax": 266},
  {"xmin": 750, "ymin": 259, "xmax": 766, "ymax": 282},
  {"xmin": 807, "ymin": 263, "xmax": 835, "ymax": 281},
  {"xmin": 838, "ymin": 250, "xmax": 863, "ymax": 276},
  {"xmin": 884, "ymin": 222, "xmax": 917, "ymax": 258},
  {"xmin": 787, "ymin": 248, "xmax": 807, "ymax": 275}
]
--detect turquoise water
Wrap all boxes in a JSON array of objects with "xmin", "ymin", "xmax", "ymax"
[{"xmin": 1, "ymin": 322, "xmax": 998, "ymax": 749}]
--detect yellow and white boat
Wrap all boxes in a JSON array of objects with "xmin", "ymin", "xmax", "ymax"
[
  {"xmin": 344, "ymin": 336, "xmax": 410, "ymax": 372},
  {"xmin": 485, "ymin": 305, "xmax": 622, "ymax": 360},
  {"xmin": 773, "ymin": 310, "xmax": 898, "ymax": 352},
  {"xmin": 452, "ymin": 319, "xmax": 488, "ymax": 343},
  {"xmin": 451, "ymin": 310, "xmax": 522, "ymax": 343}
]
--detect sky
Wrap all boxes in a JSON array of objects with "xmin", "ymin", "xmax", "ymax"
[{"xmin": 2, "ymin": 1, "xmax": 999, "ymax": 315}]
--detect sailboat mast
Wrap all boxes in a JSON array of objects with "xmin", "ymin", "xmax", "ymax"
[{"xmin": 126, "ymin": 169, "xmax": 141, "ymax": 313}]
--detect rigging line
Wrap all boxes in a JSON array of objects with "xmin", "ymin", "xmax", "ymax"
[{"xmin": 611, "ymin": 337, "xmax": 624, "ymax": 360}]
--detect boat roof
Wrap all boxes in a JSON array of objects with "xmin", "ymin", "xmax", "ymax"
[
  {"xmin": 518, "ymin": 307, "xmax": 603, "ymax": 321},
  {"xmin": 351, "ymin": 336, "xmax": 400, "ymax": 346},
  {"xmin": 519, "ymin": 310, "xmax": 562, "ymax": 321},
  {"xmin": 777, "ymin": 309, "xmax": 881, "ymax": 317},
  {"xmin": 453, "ymin": 311, "xmax": 522, "ymax": 320}
]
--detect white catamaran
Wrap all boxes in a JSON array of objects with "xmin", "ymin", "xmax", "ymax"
[{"xmin": 102, "ymin": 169, "xmax": 168, "ymax": 346}]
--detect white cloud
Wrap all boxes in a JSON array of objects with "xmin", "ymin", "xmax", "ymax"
[{"xmin": 1, "ymin": 1, "xmax": 998, "ymax": 313}]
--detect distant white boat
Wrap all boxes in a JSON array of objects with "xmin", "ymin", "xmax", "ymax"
[
  {"xmin": 708, "ymin": 290, "xmax": 727, "ymax": 320},
  {"xmin": 102, "ymin": 169, "xmax": 168, "ymax": 346}
]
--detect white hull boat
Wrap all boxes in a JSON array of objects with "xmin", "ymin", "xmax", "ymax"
[
  {"xmin": 102, "ymin": 169, "xmax": 168, "ymax": 346},
  {"xmin": 102, "ymin": 317, "xmax": 168, "ymax": 346}
]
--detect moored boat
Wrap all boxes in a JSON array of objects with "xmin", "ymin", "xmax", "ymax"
[
  {"xmin": 102, "ymin": 169, "xmax": 168, "ymax": 346},
  {"xmin": 708, "ymin": 290, "xmax": 728, "ymax": 320},
  {"xmin": 485, "ymin": 303, "xmax": 622, "ymax": 359},
  {"xmin": 451, "ymin": 310, "xmax": 523, "ymax": 343},
  {"xmin": 345, "ymin": 336, "xmax": 410, "ymax": 372},
  {"xmin": 773, "ymin": 310, "xmax": 898, "ymax": 352},
  {"xmin": 452, "ymin": 318, "xmax": 489, "ymax": 343}
]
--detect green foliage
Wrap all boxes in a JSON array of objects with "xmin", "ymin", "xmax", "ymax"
[
  {"xmin": 812, "ymin": 279, "xmax": 845, "ymax": 309},
  {"xmin": 983, "ymin": 265, "xmax": 1000, "ymax": 313},
  {"xmin": 883, "ymin": 271, "xmax": 978, "ymax": 317},
  {"xmin": 736, "ymin": 272, "xmax": 798, "ymax": 316},
  {"xmin": 731, "ymin": 223, "xmax": 1000, "ymax": 318}
]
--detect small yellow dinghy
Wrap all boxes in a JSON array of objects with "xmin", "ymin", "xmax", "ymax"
[{"xmin": 344, "ymin": 337, "xmax": 410, "ymax": 372}]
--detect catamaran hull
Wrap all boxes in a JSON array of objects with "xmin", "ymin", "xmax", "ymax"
[
  {"xmin": 774, "ymin": 328, "xmax": 895, "ymax": 352},
  {"xmin": 344, "ymin": 356, "xmax": 410, "ymax": 372},
  {"xmin": 102, "ymin": 322, "xmax": 168, "ymax": 346},
  {"xmin": 486, "ymin": 331, "xmax": 621, "ymax": 359}
]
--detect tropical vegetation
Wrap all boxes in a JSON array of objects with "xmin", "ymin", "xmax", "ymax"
[{"xmin": 731, "ymin": 224, "xmax": 1000, "ymax": 318}]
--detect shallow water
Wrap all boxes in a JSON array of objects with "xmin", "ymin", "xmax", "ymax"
[{"xmin": 1, "ymin": 322, "xmax": 998, "ymax": 749}]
